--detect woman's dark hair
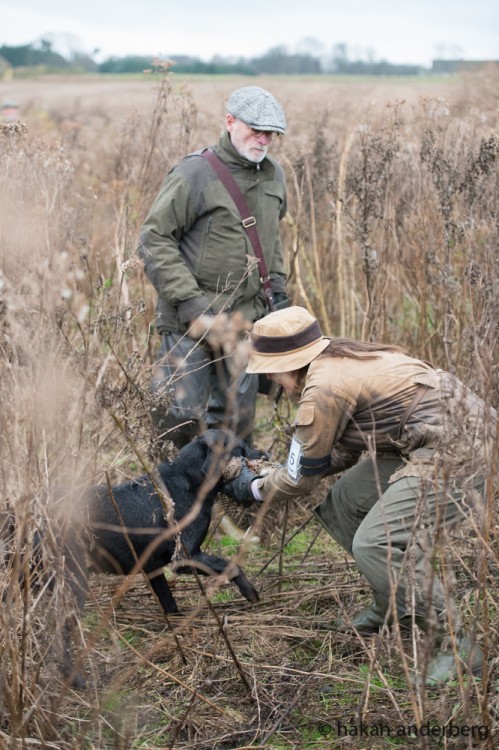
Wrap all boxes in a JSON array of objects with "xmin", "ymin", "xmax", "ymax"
[
  {"xmin": 320, "ymin": 337, "xmax": 406, "ymax": 360},
  {"xmin": 294, "ymin": 337, "xmax": 407, "ymax": 387}
]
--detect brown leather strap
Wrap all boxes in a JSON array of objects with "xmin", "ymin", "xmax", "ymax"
[
  {"xmin": 202, "ymin": 148, "xmax": 275, "ymax": 311},
  {"xmin": 396, "ymin": 384, "xmax": 431, "ymax": 441}
]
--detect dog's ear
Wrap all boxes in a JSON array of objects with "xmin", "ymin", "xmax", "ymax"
[
  {"xmin": 200, "ymin": 429, "xmax": 221, "ymax": 449},
  {"xmin": 201, "ymin": 428, "xmax": 241, "ymax": 455},
  {"xmin": 198, "ymin": 429, "xmax": 236, "ymax": 478},
  {"xmin": 200, "ymin": 428, "xmax": 234, "ymax": 449},
  {"xmin": 200, "ymin": 446, "xmax": 230, "ymax": 481}
]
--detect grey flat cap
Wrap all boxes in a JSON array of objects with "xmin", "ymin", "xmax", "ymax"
[{"xmin": 227, "ymin": 86, "xmax": 287, "ymax": 134}]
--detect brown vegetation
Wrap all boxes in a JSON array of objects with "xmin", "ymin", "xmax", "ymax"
[{"xmin": 0, "ymin": 72, "xmax": 497, "ymax": 748}]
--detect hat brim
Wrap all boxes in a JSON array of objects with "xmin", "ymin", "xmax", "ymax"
[
  {"xmin": 246, "ymin": 337, "xmax": 330, "ymax": 374},
  {"xmin": 247, "ymin": 123, "xmax": 285, "ymax": 135}
]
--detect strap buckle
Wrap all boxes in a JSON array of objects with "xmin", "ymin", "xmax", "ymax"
[{"xmin": 242, "ymin": 216, "xmax": 256, "ymax": 228}]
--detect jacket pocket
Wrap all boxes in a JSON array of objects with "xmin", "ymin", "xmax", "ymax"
[
  {"xmin": 194, "ymin": 213, "xmax": 248, "ymax": 291},
  {"xmin": 294, "ymin": 403, "xmax": 315, "ymax": 427},
  {"xmin": 261, "ymin": 186, "xmax": 284, "ymax": 232},
  {"xmin": 263, "ymin": 184, "xmax": 284, "ymax": 205},
  {"xmin": 193, "ymin": 216, "xmax": 212, "ymax": 274}
]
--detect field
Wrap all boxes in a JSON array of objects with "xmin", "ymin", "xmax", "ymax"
[{"xmin": 0, "ymin": 72, "xmax": 498, "ymax": 749}]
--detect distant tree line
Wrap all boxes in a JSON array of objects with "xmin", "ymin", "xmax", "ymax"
[
  {"xmin": 0, "ymin": 39, "xmax": 427, "ymax": 76},
  {"xmin": 0, "ymin": 41, "xmax": 97, "ymax": 73}
]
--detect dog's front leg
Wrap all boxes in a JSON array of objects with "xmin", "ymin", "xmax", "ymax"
[
  {"xmin": 148, "ymin": 570, "xmax": 180, "ymax": 615},
  {"xmin": 178, "ymin": 551, "xmax": 259, "ymax": 604}
]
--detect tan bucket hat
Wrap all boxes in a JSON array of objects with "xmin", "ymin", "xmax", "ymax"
[{"xmin": 247, "ymin": 306, "xmax": 330, "ymax": 374}]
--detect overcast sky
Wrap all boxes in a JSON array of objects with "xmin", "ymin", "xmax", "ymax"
[{"xmin": 1, "ymin": 0, "xmax": 498, "ymax": 67}]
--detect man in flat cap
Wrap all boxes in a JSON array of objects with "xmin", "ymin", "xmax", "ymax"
[{"xmin": 138, "ymin": 86, "xmax": 290, "ymax": 448}]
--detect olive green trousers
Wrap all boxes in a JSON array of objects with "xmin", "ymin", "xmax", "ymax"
[{"xmin": 314, "ymin": 455, "xmax": 483, "ymax": 630}]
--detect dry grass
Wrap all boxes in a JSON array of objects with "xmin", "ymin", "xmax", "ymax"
[{"xmin": 0, "ymin": 72, "xmax": 498, "ymax": 748}]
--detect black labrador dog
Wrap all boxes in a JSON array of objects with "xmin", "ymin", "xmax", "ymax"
[
  {"xmin": 5, "ymin": 430, "xmax": 259, "ymax": 687},
  {"xmin": 73, "ymin": 430, "xmax": 259, "ymax": 609}
]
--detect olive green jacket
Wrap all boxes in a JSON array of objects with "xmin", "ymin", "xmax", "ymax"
[
  {"xmin": 138, "ymin": 131, "xmax": 288, "ymax": 334},
  {"xmin": 257, "ymin": 351, "xmax": 496, "ymax": 503}
]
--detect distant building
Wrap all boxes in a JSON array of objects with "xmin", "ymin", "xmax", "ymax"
[
  {"xmin": 432, "ymin": 59, "xmax": 499, "ymax": 74},
  {"xmin": 2, "ymin": 101, "xmax": 20, "ymax": 120}
]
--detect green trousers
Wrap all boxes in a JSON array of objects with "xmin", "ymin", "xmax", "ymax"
[
  {"xmin": 151, "ymin": 332, "xmax": 259, "ymax": 448},
  {"xmin": 314, "ymin": 455, "xmax": 483, "ymax": 630}
]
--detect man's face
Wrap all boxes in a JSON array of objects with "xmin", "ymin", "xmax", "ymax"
[{"xmin": 226, "ymin": 114, "xmax": 276, "ymax": 163}]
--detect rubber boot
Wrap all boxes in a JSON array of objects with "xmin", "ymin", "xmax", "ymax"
[
  {"xmin": 426, "ymin": 633, "xmax": 483, "ymax": 686},
  {"xmin": 332, "ymin": 604, "xmax": 387, "ymax": 634}
]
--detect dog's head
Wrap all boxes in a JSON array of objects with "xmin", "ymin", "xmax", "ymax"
[
  {"xmin": 175, "ymin": 429, "xmax": 264, "ymax": 488},
  {"xmin": 198, "ymin": 428, "xmax": 267, "ymax": 466}
]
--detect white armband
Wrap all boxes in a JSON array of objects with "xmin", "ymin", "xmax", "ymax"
[{"xmin": 287, "ymin": 435, "xmax": 303, "ymax": 484}]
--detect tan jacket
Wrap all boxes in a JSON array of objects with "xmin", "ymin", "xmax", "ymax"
[{"xmin": 258, "ymin": 351, "xmax": 496, "ymax": 502}]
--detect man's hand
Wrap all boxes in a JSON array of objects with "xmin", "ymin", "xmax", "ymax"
[
  {"xmin": 222, "ymin": 465, "xmax": 262, "ymax": 506},
  {"xmin": 273, "ymin": 292, "xmax": 291, "ymax": 310}
]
